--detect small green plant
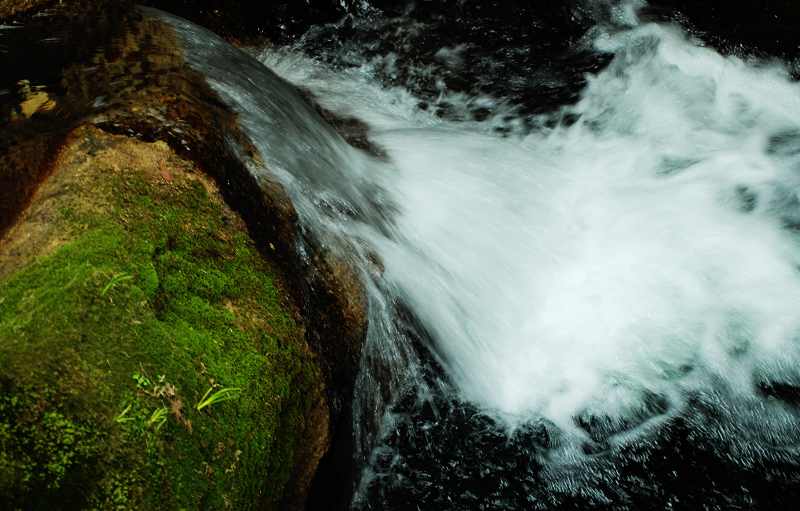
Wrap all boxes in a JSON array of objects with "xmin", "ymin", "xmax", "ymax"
[
  {"xmin": 132, "ymin": 372, "xmax": 152, "ymax": 389},
  {"xmin": 146, "ymin": 407, "xmax": 169, "ymax": 431},
  {"xmin": 101, "ymin": 272, "xmax": 133, "ymax": 296},
  {"xmin": 115, "ymin": 404, "xmax": 136, "ymax": 424},
  {"xmin": 195, "ymin": 386, "xmax": 241, "ymax": 411}
]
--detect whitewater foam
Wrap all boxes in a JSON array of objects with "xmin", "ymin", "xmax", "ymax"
[{"xmin": 263, "ymin": 19, "xmax": 800, "ymax": 441}]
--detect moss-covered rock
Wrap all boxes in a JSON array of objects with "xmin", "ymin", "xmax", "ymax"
[
  {"xmin": 1, "ymin": 5, "xmax": 367, "ymax": 507},
  {"xmin": 0, "ymin": 126, "xmax": 328, "ymax": 510}
]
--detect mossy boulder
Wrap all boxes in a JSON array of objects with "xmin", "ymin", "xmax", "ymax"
[
  {"xmin": 0, "ymin": 126, "xmax": 328, "ymax": 510},
  {"xmin": 1, "ymin": 5, "xmax": 368, "ymax": 507}
]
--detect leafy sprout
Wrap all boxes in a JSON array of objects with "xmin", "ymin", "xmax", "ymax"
[
  {"xmin": 196, "ymin": 386, "xmax": 241, "ymax": 411},
  {"xmin": 101, "ymin": 272, "xmax": 133, "ymax": 296},
  {"xmin": 147, "ymin": 407, "xmax": 169, "ymax": 431},
  {"xmin": 115, "ymin": 403, "xmax": 136, "ymax": 423},
  {"xmin": 132, "ymin": 372, "xmax": 152, "ymax": 389}
]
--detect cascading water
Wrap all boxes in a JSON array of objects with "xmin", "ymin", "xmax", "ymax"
[{"xmin": 160, "ymin": 2, "xmax": 800, "ymax": 508}]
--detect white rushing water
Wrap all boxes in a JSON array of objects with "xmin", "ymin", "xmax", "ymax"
[
  {"xmin": 261, "ymin": 17, "xmax": 800, "ymax": 441},
  {"xmin": 161, "ymin": 2, "xmax": 800, "ymax": 458}
]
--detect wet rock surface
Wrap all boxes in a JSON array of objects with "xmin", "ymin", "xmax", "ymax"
[{"xmin": 0, "ymin": 0, "xmax": 133, "ymax": 237}]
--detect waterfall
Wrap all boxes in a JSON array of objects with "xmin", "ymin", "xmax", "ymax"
[{"xmin": 156, "ymin": 3, "xmax": 800, "ymax": 508}]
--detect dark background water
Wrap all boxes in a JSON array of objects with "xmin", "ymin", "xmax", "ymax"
[
  {"xmin": 360, "ymin": 383, "xmax": 800, "ymax": 510},
  {"xmin": 139, "ymin": 0, "xmax": 800, "ymax": 60}
]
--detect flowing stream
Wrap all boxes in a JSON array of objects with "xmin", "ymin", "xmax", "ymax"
[{"xmin": 159, "ymin": 2, "xmax": 800, "ymax": 508}]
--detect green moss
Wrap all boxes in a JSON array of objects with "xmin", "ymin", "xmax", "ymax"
[{"xmin": 0, "ymin": 163, "xmax": 320, "ymax": 510}]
